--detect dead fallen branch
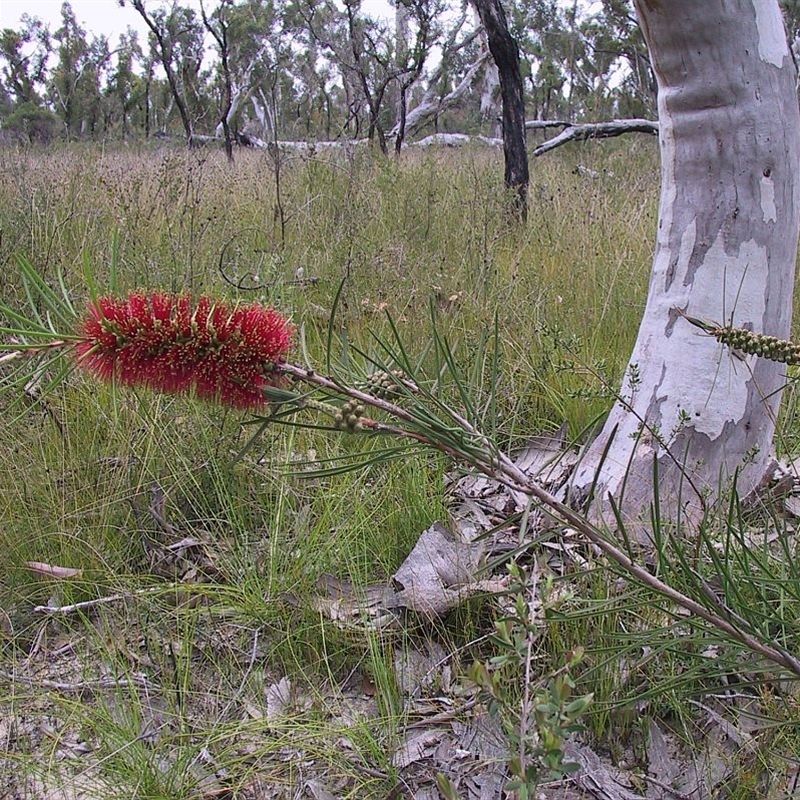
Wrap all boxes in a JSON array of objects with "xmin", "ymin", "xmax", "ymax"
[
  {"xmin": 526, "ymin": 119, "xmax": 571, "ymax": 130},
  {"xmin": 0, "ymin": 669, "xmax": 157, "ymax": 693},
  {"xmin": 533, "ymin": 118, "xmax": 658, "ymax": 156}
]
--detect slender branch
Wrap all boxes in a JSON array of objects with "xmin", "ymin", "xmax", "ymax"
[
  {"xmin": 33, "ymin": 585, "xmax": 167, "ymax": 615},
  {"xmin": 278, "ymin": 362, "xmax": 800, "ymax": 680}
]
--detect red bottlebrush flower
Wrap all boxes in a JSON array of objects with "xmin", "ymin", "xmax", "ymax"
[{"xmin": 75, "ymin": 292, "xmax": 294, "ymax": 409}]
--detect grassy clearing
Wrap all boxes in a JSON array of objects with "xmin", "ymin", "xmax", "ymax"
[{"xmin": 2, "ymin": 139, "xmax": 800, "ymax": 797}]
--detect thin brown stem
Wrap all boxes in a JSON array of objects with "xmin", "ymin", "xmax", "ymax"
[{"xmin": 278, "ymin": 361, "xmax": 800, "ymax": 680}]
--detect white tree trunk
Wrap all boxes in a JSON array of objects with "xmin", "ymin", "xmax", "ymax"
[
  {"xmin": 214, "ymin": 43, "xmax": 268, "ymax": 140},
  {"xmin": 479, "ymin": 59, "xmax": 501, "ymax": 134},
  {"xmin": 388, "ymin": 52, "xmax": 489, "ymax": 141},
  {"xmin": 569, "ymin": 0, "xmax": 800, "ymax": 535}
]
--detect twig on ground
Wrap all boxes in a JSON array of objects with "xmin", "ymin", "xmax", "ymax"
[
  {"xmin": 0, "ymin": 669, "xmax": 156, "ymax": 692},
  {"xmin": 33, "ymin": 585, "xmax": 168, "ymax": 615},
  {"xmin": 637, "ymin": 773, "xmax": 694, "ymax": 800},
  {"xmin": 405, "ymin": 697, "xmax": 480, "ymax": 729}
]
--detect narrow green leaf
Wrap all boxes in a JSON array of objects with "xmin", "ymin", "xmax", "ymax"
[
  {"xmin": 109, "ymin": 228, "xmax": 120, "ymax": 293},
  {"xmin": 326, "ymin": 275, "xmax": 347, "ymax": 375},
  {"xmin": 284, "ymin": 444, "xmax": 419, "ymax": 478},
  {"xmin": 231, "ymin": 418, "xmax": 273, "ymax": 465},
  {"xmin": 17, "ymin": 255, "xmax": 76, "ymax": 329},
  {"xmin": 383, "ymin": 310, "xmax": 416, "ymax": 376},
  {"xmin": 259, "ymin": 386, "xmax": 306, "ymax": 404}
]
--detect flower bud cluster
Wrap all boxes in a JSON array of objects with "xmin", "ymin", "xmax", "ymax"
[
  {"xmin": 334, "ymin": 400, "xmax": 365, "ymax": 432},
  {"xmin": 366, "ymin": 369, "xmax": 406, "ymax": 398},
  {"xmin": 713, "ymin": 326, "xmax": 800, "ymax": 365}
]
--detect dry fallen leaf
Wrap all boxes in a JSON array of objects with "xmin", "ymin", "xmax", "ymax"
[{"xmin": 24, "ymin": 561, "xmax": 83, "ymax": 580}]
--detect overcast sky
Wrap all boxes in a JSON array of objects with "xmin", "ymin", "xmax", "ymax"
[{"xmin": 0, "ymin": 1, "xmax": 393, "ymax": 45}]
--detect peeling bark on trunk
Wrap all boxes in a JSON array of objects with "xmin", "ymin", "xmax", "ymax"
[{"xmin": 569, "ymin": 0, "xmax": 800, "ymax": 536}]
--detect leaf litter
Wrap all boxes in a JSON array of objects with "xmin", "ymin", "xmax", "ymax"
[{"xmin": 2, "ymin": 435, "xmax": 800, "ymax": 797}]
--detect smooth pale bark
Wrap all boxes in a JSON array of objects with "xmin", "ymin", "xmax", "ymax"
[
  {"xmin": 570, "ymin": 0, "xmax": 800, "ymax": 534},
  {"xmin": 214, "ymin": 43, "xmax": 268, "ymax": 141},
  {"xmin": 387, "ymin": 29, "xmax": 485, "ymax": 143}
]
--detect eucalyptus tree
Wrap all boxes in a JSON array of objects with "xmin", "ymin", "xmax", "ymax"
[
  {"xmin": 287, "ymin": 13, "xmax": 338, "ymax": 139},
  {"xmin": 107, "ymin": 28, "xmax": 146, "ymax": 139},
  {"xmin": 292, "ymin": 0, "xmax": 450, "ymax": 150},
  {"xmin": 0, "ymin": 16, "xmax": 60, "ymax": 142},
  {"xmin": 124, "ymin": 0, "xmax": 207, "ymax": 140},
  {"xmin": 202, "ymin": 0, "xmax": 298, "ymax": 155},
  {"xmin": 386, "ymin": 15, "xmax": 484, "ymax": 140},
  {"xmin": 591, "ymin": 0, "xmax": 653, "ymax": 116},
  {"xmin": 472, "ymin": 0, "xmax": 528, "ymax": 218},
  {"xmin": 570, "ymin": 0, "xmax": 800, "ymax": 537},
  {"xmin": 506, "ymin": 0, "xmax": 651, "ymax": 121},
  {"xmin": 289, "ymin": 0, "xmax": 384, "ymax": 148},
  {"xmin": 0, "ymin": 15, "xmax": 51, "ymax": 107},
  {"xmin": 389, "ymin": 0, "xmax": 440, "ymax": 152},
  {"xmin": 508, "ymin": 0, "xmax": 567, "ymax": 119},
  {"xmin": 340, "ymin": 0, "xmax": 395, "ymax": 153},
  {"xmin": 201, "ymin": 0, "xmax": 236, "ymax": 159},
  {"xmin": 251, "ymin": 0, "xmax": 316, "ymax": 141},
  {"xmin": 50, "ymin": 2, "xmax": 110, "ymax": 138}
]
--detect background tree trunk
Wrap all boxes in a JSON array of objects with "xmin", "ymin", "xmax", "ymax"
[
  {"xmin": 200, "ymin": 3, "xmax": 234, "ymax": 163},
  {"xmin": 130, "ymin": 0, "xmax": 194, "ymax": 143},
  {"xmin": 569, "ymin": 0, "xmax": 800, "ymax": 536},
  {"xmin": 472, "ymin": 0, "xmax": 528, "ymax": 220}
]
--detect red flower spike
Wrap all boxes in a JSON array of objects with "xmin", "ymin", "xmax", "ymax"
[{"xmin": 75, "ymin": 292, "xmax": 294, "ymax": 409}]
